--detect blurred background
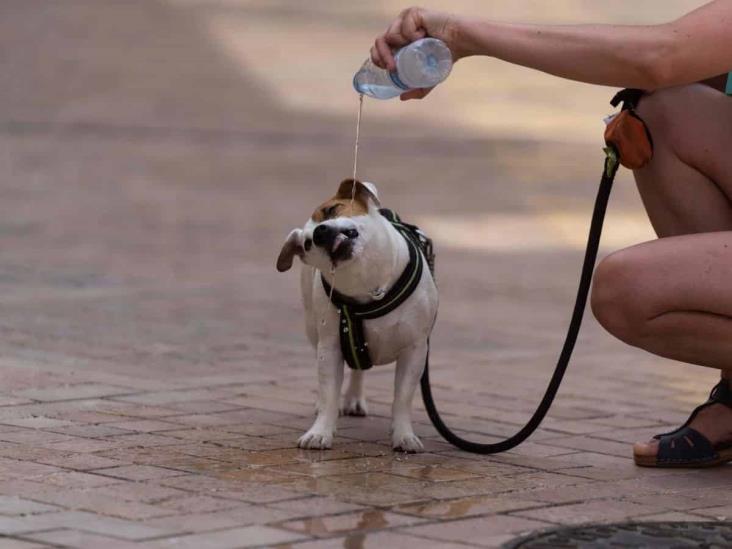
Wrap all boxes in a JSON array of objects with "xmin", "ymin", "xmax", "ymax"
[
  {"xmin": 0, "ymin": 0, "xmax": 714, "ymax": 403},
  {"xmin": 0, "ymin": 4, "xmax": 727, "ymax": 545}
]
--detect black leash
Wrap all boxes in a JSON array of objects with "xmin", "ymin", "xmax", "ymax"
[
  {"xmin": 420, "ymin": 89, "xmax": 650, "ymax": 454},
  {"xmin": 420, "ymin": 153, "xmax": 618, "ymax": 454}
]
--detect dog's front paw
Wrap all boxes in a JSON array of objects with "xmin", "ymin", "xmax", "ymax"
[
  {"xmin": 392, "ymin": 431, "xmax": 424, "ymax": 453},
  {"xmin": 298, "ymin": 429, "xmax": 333, "ymax": 450},
  {"xmin": 340, "ymin": 395, "xmax": 368, "ymax": 417}
]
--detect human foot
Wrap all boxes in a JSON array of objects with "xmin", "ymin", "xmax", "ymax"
[{"xmin": 634, "ymin": 380, "xmax": 732, "ymax": 467}]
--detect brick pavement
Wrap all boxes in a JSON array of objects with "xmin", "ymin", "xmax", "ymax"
[{"xmin": 0, "ymin": 1, "xmax": 728, "ymax": 548}]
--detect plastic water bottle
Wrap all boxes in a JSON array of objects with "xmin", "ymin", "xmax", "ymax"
[{"xmin": 353, "ymin": 38, "xmax": 453, "ymax": 100}]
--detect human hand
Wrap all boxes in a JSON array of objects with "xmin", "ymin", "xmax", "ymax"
[{"xmin": 370, "ymin": 7, "xmax": 465, "ymax": 101}]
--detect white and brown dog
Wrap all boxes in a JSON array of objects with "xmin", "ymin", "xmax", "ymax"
[{"xmin": 277, "ymin": 179, "xmax": 438, "ymax": 452}]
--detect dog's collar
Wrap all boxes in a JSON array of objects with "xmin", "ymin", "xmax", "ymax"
[{"xmin": 321, "ymin": 209, "xmax": 434, "ymax": 371}]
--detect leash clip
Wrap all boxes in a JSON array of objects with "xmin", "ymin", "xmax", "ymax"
[{"xmin": 603, "ymin": 146, "xmax": 620, "ymax": 178}]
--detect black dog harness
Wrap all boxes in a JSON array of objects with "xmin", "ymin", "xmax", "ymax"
[{"xmin": 321, "ymin": 209, "xmax": 434, "ymax": 371}]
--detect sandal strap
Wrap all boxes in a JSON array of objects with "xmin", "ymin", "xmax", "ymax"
[
  {"xmin": 656, "ymin": 426, "xmax": 718, "ymax": 466},
  {"xmin": 709, "ymin": 379, "xmax": 732, "ymax": 407},
  {"xmin": 653, "ymin": 380, "xmax": 732, "ymax": 441}
]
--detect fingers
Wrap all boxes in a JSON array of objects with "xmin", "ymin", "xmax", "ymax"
[
  {"xmin": 373, "ymin": 17, "xmax": 406, "ymax": 71},
  {"xmin": 375, "ymin": 36, "xmax": 395, "ymax": 71},
  {"xmin": 402, "ymin": 8, "xmax": 426, "ymax": 41},
  {"xmin": 400, "ymin": 88, "xmax": 433, "ymax": 101},
  {"xmin": 385, "ymin": 18, "xmax": 409, "ymax": 48},
  {"xmin": 370, "ymin": 44, "xmax": 382, "ymax": 68},
  {"xmin": 372, "ymin": 7, "xmax": 427, "ymax": 71}
]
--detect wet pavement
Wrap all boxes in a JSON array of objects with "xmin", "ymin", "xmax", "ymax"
[{"xmin": 0, "ymin": 1, "xmax": 729, "ymax": 548}]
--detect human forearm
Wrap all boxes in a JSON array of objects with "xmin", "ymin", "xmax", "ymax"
[
  {"xmin": 456, "ymin": 19, "xmax": 674, "ymax": 90},
  {"xmin": 371, "ymin": 2, "xmax": 732, "ymax": 99}
]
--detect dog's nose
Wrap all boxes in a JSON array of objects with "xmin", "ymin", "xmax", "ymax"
[
  {"xmin": 313, "ymin": 226, "xmax": 358, "ymax": 249},
  {"xmin": 313, "ymin": 224, "xmax": 335, "ymax": 248}
]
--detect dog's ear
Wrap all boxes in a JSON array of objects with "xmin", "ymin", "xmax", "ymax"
[
  {"xmin": 336, "ymin": 179, "xmax": 381, "ymax": 208},
  {"xmin": 276, "ymin": 229, "xmax": 304, "ymax": 272},
  {"xmin": 359, "ymin": 181, "xmax": 379, "ymax": 202}
]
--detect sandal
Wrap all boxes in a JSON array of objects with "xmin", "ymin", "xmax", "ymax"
[{"xmin": 634, "ymin": 380, "xmax": 732, "ymax": 468}]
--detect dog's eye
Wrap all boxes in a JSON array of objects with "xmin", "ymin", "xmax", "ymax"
[
  {"xmin": 304, "ymin": 238, "xmax": 312, "ymax": 251},
  {"xmin": 322, "ymin": 205, "xmax": 340, "ymax": 219}
]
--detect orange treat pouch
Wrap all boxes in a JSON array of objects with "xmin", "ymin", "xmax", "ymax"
[{"xmin": 603, "ymin": 90, "xmax": 653, "ymax": 170}]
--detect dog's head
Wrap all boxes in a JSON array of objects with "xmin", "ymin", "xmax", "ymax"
[{"xmin": 277, "ymin": 179, "xmax": 382, "ymax": 273}]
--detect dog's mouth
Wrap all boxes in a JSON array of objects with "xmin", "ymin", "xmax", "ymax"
[
  {"xmin": 331, "ymin": 233, "xmax": 348, "ymax": 254},
  {"xmin": 329, "ymin": 230, "xmax": 357, "ymax": 264}
]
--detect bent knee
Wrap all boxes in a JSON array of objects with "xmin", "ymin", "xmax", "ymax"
[
  {"xmin": 591, "ymin": 251, "xmax": 652, "ymax": 345},
  {"xmin": 636, "ymin": 86, "xmax": 690, "ymax": 120},
  {"xmin": 635, "ymin": 85, "xmax": 707, "ymax": 148}
]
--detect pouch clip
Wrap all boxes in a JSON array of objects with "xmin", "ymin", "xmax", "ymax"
[{"xmin": 604, "ymin": 88, "xmax": 653, "ymax": 170}]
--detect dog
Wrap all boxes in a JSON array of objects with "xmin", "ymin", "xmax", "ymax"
[{"xmin": 276, "ymin": 179, "xmax": 438, "ymax": 452}]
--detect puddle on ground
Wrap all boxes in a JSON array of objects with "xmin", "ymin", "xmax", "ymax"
[
  {"xmin": 275, "ymin": 476, "xmax": 331, "ymax": 494},
  {"xmin": 270, "ymin": 455, "xmax": 394, "ymax": 478},
  {"xmin": 396, "ymin": 495, "xmax": 539, "ymax": 519},
  {"xmin": 214, "ymin": 467, "xmax": 293, "ymax": 483},
  {"xmin": 344, "ymin": 532, "xmax": 367, "ymax": 549},
  {"xmin": 151, "ymin": 455, "xmax": 233, "ymax": 474},
  {"xmin": 417, "ymin": 497, "xmax": 479, "ymax": 519},
  {"xmin": 387, "ymin": 463, "xmax": 480, "ymax": 482},
  {"xmin": 230, "ymin": 448, "xmax": 352, "ymax": 466},
  {"xmin": 282, "ymin": 510, "xmax": 390, "ymax": 536}
]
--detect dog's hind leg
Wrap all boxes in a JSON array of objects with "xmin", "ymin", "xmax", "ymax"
[
  {"xmin": 341, "ymin": 370, "xmax": 368, "ymax": 417},
  {"xmin": 391, "ymin": 341, "xmax": 428, "ymax": 452},
  {"xmin": 298, "ymin": 344, "xmax": 344, "ymax": 450}
]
